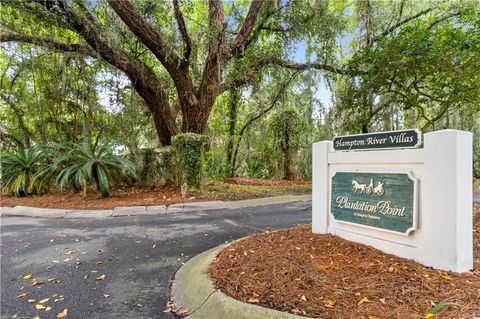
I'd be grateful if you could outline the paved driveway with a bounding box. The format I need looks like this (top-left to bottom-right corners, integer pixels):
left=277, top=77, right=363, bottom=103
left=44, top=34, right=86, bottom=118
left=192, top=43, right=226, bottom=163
left=1, top=201, right=311, bottom=319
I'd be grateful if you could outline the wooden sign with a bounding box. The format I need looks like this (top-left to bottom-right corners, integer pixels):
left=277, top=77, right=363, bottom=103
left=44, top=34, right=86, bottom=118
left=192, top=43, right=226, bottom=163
left=330, top=171, right=417, bottom=235
left=333, top=129, right=421, bottom=151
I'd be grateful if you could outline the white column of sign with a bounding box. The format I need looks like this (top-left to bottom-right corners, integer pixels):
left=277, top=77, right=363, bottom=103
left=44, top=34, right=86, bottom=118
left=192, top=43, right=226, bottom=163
left=422, top=129, right=473, bottom=272
left=312, top=141, right=332, bottom=234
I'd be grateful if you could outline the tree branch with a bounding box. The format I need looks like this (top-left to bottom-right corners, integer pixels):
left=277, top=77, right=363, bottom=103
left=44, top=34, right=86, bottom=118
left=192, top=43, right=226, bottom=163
left=427, top=12, right=461, bottom=30
left=374, top=7, right=435, bottom=41
left=197, top=0, right=224, bottom=108
left=0, top=31, right=96, bottom=56
left=222, top=57, right=348, bottom=92
left=231, top=0, right=264, bottom=57
left=107, top=0, right=180, bottom=71
left=173, top=0, right=192, bottom=65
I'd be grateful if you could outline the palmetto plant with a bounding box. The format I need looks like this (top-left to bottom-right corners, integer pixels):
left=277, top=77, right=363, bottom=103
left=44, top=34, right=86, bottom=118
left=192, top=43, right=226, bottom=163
left=1, top=148, right=49, bottom=196
left=56, top=139, right=136, bottom=198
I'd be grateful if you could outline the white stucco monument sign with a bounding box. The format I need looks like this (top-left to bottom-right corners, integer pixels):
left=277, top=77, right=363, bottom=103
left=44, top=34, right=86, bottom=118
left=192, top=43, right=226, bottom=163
left=312, top=129, right=473, bottom=273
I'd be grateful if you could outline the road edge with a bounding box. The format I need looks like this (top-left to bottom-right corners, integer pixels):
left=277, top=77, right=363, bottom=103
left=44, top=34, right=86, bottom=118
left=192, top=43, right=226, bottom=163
left=0, top=195, right=311, bottom=219
left=170, top=244, right=305, bottom=319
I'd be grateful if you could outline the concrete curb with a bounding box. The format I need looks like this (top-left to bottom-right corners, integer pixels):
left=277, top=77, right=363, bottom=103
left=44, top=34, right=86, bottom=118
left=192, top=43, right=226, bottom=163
left=0, top=195, right=312, bottom=219
left=170, top=244, right=305, bottom=319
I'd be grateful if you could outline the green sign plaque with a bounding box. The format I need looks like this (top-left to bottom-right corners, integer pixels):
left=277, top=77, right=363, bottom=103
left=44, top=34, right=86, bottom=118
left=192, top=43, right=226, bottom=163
left=330, top=172, right=417, bottom=235
left=333, top=129, right=421, bottom=151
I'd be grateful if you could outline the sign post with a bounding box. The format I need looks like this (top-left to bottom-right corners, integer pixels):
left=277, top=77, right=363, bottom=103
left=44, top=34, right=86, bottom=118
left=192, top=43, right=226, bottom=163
left=312, top=129, right=473, bottom=273
left=331, top=171, right=417, bottom=235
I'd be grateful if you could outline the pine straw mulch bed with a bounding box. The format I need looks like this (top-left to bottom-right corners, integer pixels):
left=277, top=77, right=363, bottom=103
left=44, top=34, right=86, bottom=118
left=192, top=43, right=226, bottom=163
left=209, top=205, right=480, bottom=319
left=0, top=180, right=311, bottom=210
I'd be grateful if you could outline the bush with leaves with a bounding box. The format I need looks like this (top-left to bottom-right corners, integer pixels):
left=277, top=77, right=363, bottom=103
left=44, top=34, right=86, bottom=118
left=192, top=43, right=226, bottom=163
left=0, top=148, right=51, bottom=196
left=56, top=139, right=136, bottom=198
left=172, top=133, right=207, bottom=196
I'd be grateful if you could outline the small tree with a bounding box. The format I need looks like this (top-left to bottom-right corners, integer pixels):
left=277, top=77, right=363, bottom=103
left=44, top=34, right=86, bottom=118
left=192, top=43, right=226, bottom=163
left=56, top=139, right=136, bottom=198
left=1, top=148, right=49, bottom=196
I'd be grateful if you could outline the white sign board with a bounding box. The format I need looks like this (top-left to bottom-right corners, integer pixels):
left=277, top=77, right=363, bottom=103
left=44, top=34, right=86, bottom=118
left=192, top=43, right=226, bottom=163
left=312, top=129, right=473, bottom=273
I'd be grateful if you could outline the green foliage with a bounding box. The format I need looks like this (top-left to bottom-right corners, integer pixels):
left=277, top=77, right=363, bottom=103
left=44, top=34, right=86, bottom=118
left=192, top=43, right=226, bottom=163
left=1, top=0, right=479, bottom=186
left=172, top=133, right=207, bottom=196
left=474, top=145, right=480, bottom=178
left=0, top=148, right=49, bottom=196
left=336, top=2, right=480, bottom=133
left=56, top=138, right=136, bottom=198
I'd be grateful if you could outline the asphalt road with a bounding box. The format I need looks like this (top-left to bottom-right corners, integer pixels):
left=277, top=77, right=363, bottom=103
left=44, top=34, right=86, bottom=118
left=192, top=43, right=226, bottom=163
left=0, top=201, right=311, bottom=319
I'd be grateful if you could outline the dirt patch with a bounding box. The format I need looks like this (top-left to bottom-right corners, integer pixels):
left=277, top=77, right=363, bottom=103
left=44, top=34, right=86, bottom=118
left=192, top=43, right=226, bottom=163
left=0, top=180, right=311, bottom=209
left=209, top=206, right=480, bottom=319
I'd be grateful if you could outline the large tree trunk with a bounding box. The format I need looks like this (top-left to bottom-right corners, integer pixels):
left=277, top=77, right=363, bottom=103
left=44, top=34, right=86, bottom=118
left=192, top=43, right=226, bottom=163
left=130, top=77, right=178, bottom=146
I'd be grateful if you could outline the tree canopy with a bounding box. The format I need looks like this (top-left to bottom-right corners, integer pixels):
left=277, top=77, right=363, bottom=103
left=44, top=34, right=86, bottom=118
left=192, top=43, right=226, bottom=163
left=1, top=0, right=479, bottom=179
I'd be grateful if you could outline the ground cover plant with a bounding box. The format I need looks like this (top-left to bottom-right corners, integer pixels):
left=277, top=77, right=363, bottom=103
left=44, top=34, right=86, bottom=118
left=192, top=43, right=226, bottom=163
left=0, top=148, right=49, bottom=196
left=209, top=205, right=480, bottom=319
left=55, top=139, right=136, bottom=198
left=1, top=139, right=136, bottom=199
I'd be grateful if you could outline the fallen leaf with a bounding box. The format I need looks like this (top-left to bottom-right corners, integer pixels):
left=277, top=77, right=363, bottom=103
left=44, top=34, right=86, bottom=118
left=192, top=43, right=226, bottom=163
left=28, top=299, right=36, bottom=303
left=135, top=303, right=144, bottom=308
left=103, top=294, right=110, bottom=298
left=325, top=300, right=337, bottom=308
left=33, top=316, right=40, bottom=319
left=22, top=274, right=33, bottom=280
left=16, top=292, right=27, bottom=298
left=301, top=295, right=307, bottom=301
left=358, top=296, right=375, bottom=305
left=45, top=306, right=52, bottom=312
left=39, top=298, right=49, bottom=304
left=52, top=260, right=60, bottom=263
left=424, top=302, right=455, bottom=318
left=163, top=301, right=173, bottom=313
left=55, top=308, right=68, bottom=318
left=95, top=274, right=106, bottom=281
left=31, top=279, right=45, bottom=286
left=96, top=261, right=103, bottom=265
left=35, top=304, right=46, bottom=310
left=441, top=275, right=453, bottom=281
left=179, top=307, right=189, bottom=315
left=247, top=298, right=260, bottom=303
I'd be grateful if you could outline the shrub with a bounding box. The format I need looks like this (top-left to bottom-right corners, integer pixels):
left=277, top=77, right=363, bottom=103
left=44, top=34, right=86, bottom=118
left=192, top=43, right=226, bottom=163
left=172, top=133, right=207, bottom=196
left=56, top=139, right=136, bottom=198
left=1, top=148, right=50, bottom=196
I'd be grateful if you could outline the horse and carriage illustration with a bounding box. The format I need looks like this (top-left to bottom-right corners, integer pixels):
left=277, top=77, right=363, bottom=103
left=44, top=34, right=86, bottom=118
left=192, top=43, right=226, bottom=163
left=352, top=178, right=385, bottom=195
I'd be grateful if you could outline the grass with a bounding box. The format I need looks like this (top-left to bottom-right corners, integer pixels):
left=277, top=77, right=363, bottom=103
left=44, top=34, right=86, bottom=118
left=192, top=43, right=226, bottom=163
left=194, top=179, right=312, bottom=201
